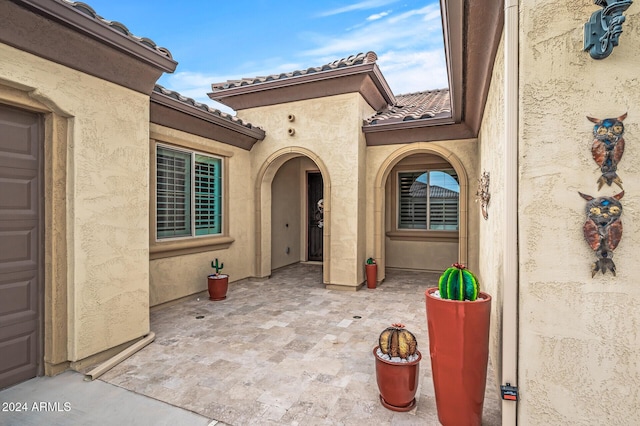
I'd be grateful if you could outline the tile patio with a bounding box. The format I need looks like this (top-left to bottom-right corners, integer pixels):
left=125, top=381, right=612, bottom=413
left=99, top=263, right=501, bottom=425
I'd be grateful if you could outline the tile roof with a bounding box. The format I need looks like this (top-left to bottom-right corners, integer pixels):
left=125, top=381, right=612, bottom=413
left=409, top=184, right=459, bottom=199
left=60, top=0, right=173, bottom=60
left=153, top=85, right=262, bottom=132
left=365, top=89, right=451, bottom=125
left=211, top=51, right=379, bottom=91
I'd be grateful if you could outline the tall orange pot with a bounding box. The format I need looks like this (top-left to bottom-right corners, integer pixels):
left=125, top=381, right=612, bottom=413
left=425, top=288, right=491, bottom=426
left=365, top=263, right=377, bottom=289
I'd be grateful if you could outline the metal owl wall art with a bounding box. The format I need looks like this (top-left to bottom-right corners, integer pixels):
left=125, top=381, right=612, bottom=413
left=587, top=112, right=626, bottom=190
left=578, top=191, right=624, bottom=277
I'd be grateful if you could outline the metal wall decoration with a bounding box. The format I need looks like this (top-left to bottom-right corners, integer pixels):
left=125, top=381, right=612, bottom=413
left=316, top=198, right=324, bottom=228
left=584, top=0, right=633, bottom=59
left=579, top=191, right=624, bottom=276
left=475, top=171, right=490, bottom=220
left=587, top=112, right=626, bottom=189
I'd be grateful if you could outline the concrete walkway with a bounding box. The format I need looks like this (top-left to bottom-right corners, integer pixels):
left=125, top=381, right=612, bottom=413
left=0, top=370, right=213, bottom=426
left=0, top=264, right=501, bottom=425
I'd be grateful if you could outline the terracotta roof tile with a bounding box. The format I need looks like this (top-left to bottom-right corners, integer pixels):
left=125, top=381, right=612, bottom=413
left=211, top=51, right=378, bottom=91
left=365, top=89, right=451, bottom=125
left=153, top=85, right=262, bottom=131
left=60, top=0, right=173, bottom=60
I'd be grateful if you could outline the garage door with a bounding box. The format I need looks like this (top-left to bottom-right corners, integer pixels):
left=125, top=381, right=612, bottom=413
left=0, top=104, right=42, bottom=389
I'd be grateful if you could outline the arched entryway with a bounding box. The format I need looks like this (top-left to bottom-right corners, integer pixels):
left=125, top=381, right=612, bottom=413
left=373, top=143, right=469, bottom=281
left=255, top=147, right=331, bottom=284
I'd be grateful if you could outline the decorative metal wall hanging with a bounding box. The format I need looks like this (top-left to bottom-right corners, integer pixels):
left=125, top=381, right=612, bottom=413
left=584, top=0, right=633, bottom=59
left=578, top=191, right=624, bottom=276
left=475, top=171, right=490, bottom=220
left=587, top=112, right=626, bottom=189
left=315, top=198, right=324, bottom=228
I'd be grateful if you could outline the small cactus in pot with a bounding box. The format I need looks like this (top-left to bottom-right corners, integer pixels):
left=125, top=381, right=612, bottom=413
left=207, top=258, right=228, bottom=301
left=378, top=323, right=418, bottom=360
left=211, top=258, right=224, bottom=276
left=438, top=262, right=479, bottom=301
left=374, top=323, right=422, bottom=411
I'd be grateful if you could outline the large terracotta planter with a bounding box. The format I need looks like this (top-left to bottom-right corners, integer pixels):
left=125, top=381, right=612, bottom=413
left=365, top=264, right=377, bottom=289
left=373, top=346, right=422, bottom=412
left=425, top=288, right=491, bottom=426
left=207, top=274, right=229, bottom=301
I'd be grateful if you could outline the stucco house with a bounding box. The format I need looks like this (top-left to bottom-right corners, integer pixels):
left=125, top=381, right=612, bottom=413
left=1, top=0, right=639, bottom=424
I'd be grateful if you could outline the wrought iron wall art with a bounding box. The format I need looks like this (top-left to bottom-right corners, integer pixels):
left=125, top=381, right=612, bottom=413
left=475, top=171, right=490, bottom=220
left=584, top=0, right=633, bottom=59
left=579, top=191, right=624, bottom=276
left=587, top=112, right=626, bottom=189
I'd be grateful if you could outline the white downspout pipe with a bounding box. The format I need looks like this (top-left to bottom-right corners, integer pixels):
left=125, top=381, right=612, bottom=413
left=503, top=0, right=519, bottom=425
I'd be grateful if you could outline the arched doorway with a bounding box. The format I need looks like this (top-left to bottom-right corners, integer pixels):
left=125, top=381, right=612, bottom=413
left=373, top=143, right=469, bottom=280
left=255, top=147, right=331, bottom=284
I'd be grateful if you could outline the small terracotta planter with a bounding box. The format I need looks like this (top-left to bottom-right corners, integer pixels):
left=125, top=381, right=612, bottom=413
left=365, top=263, right=377, bottom=289
left=373, top=346, right=422, bottom=411
left=425, top=288, right=491, bottom=426
left=207, top=274, right=229, bottom=301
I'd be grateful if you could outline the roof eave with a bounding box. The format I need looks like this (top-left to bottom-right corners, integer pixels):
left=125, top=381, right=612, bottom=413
left=208, top=62, right=396, bottom=110
left=364, top=120, right=475, bottom=145
left=14, top=0, right=177, bottom=73
left=366, top=0, right=503, bottom=145
left=151, top=91, right=265, bottom=140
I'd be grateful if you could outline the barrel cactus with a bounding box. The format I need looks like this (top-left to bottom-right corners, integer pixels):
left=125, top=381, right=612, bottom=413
left=438, top=263, right=479, bottom=301
left=379, top=323, right=417, bottom=359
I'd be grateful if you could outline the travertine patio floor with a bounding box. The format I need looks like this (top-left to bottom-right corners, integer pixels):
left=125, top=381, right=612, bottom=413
left=100, top=263, right=501, bottom=425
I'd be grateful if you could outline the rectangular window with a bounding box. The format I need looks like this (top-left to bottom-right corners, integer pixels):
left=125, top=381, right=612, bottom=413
left=156, top=145, right=222, bottom=240
left=398, top=169, right=459, bottom=231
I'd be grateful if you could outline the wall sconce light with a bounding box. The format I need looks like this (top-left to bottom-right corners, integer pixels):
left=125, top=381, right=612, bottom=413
left=584, top=0, right=633, bottom=59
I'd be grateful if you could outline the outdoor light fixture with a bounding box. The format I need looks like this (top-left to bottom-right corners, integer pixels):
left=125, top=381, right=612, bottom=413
left=584, top=0, right=633, bottom=59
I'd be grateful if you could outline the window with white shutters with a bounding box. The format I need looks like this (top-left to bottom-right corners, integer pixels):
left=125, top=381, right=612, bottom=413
left=398, top=169, right=459, bottom=231
left=156, top=145, right=222, bottom=240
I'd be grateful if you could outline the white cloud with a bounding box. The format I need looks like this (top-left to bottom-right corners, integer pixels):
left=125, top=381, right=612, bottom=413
left=377, top=49, right=448, bottom=94
left=299, top=3, right=447, bottom=93
left=318, top=0, right=399, bottom=17
left=159, top=3, right=448, bottom=114
left=159, top=71, right=236, bottom=115
left=366, top=10, right=391, bottom=21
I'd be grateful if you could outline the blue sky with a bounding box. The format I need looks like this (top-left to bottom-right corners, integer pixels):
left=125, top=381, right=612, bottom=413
left=83, top=0, right=447, bottom=113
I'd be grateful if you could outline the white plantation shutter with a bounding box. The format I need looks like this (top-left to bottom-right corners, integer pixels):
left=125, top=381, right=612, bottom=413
left=157, top=147, right=191, bottom=238
left=398, top=170, right=459, bottom=231
left=399, top=171, right=427, bottom=229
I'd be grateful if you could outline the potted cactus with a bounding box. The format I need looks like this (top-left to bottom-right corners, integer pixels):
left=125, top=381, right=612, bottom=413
left=207, top=258, right=228, bottom=301
left=373, top=323, right=422, bottom=412
left=365, top=257, right=377, bottom=289
left=425, top=263, right=492, bottom=426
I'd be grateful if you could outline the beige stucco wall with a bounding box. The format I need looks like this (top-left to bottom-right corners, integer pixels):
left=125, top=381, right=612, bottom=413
left=0, top=42, right=150, bottom=362
left=385, top=239, right=457, bottom=271
left=518, top=2, right=640, bottom=423
left=148, top=123, right=255, bottom=306
left=477, top=34, right=505, bottom=398
left=271, top=158, right=302, bottom=269
left=239, top=93, right=375, bottom=288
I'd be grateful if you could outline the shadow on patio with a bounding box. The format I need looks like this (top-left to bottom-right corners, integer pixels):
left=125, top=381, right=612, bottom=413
left=100, top=263, right=501, bottom=425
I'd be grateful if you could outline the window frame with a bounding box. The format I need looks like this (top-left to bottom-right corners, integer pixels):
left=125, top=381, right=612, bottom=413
left=386, top=164, right=459, bottom=243
left=150, top=136, right=234, bottom=259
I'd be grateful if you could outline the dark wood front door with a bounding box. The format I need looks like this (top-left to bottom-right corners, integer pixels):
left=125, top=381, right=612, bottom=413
left=0, top=104, right=42, bottom=389
left=307, top=172, right=323, bottom=261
